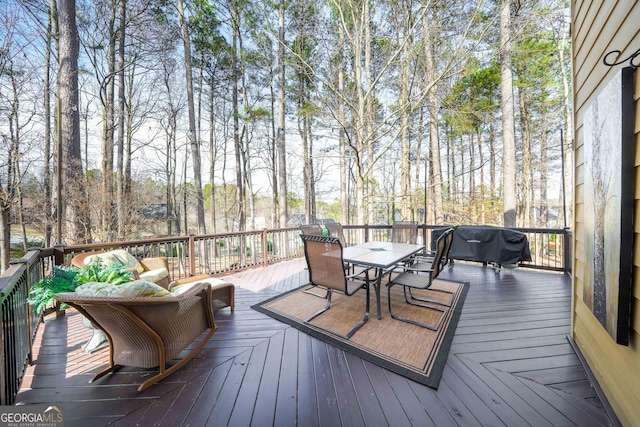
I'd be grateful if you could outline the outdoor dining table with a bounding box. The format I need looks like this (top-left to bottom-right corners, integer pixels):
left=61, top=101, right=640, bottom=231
left=342, top=241, right=425, bottom=320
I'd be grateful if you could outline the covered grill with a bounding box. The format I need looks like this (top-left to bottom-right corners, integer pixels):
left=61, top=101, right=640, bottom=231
left=432, top=225, right=532, bottom=271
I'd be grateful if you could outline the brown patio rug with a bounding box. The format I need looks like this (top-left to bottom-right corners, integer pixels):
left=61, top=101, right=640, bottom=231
left=252, top=278, right=468, bottom=388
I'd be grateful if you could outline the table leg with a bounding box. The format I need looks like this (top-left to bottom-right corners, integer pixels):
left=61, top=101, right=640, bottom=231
left=374, top=268, right=383, bottom=320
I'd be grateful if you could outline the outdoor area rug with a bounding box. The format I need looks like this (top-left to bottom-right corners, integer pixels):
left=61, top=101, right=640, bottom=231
left=252, top=278, right=468, bottom=389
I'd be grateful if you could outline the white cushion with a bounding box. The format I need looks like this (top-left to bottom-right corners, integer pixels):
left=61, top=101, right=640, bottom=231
left=76, top=280, right=170, bottom=298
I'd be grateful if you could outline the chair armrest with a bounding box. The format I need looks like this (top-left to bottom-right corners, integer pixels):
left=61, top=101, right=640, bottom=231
left=413, top=251, right=435, bottom=261
left=403, top=265, right=435, bottom=273
left=346, top=266, right=372, bottom=282
left=169, top=274, right=213, bottom=290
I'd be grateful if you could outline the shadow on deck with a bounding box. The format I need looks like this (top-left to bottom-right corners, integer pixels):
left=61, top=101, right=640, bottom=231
left=16, top=258, right=616, bottom=426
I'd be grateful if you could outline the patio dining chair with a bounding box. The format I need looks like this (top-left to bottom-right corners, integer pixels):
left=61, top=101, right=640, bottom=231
left=386, top=221, right=420, bottom=276
left=325, top=222, right=348, bottom=247
left=301, top=234, right=371, bottom=339
left=299, top=224, right=324, bottom=235
left=413, top=225, right=458, bottom=268
left=391, top=221, right=418, bottom=244
left=325, top=222, right=356, bottom=274
left=387, top=227, right=455, bottom=330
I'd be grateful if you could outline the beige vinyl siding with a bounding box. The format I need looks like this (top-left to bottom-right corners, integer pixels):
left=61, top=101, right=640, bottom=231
left=571, top=1, right=640, bottom=425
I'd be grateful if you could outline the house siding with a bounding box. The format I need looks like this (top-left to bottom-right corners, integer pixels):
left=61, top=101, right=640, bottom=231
left=571, top=1, right=640, bottom=426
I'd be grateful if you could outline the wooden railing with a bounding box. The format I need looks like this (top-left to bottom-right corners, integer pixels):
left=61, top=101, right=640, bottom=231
left=0, top=225, right=571, bottom=405
left=342, top=225, right=571, bottom=273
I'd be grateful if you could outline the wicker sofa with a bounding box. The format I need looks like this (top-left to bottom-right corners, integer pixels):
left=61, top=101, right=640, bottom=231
left=55, top=281, right=217, bottom=391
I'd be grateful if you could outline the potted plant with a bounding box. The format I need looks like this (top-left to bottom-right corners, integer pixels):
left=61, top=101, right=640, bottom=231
left=29, top=260, right=134, bottom=314
left=29, top=259, right=135, bottom=353
left=28, top=266, right=80, bottom=313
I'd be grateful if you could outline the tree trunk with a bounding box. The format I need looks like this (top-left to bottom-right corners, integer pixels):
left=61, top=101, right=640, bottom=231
left=500, top=0, right=517, bottom=227
left=399, top=29, right=411, bottom=220
left=363, top=0, right=373, bottom=224
left=232, top=19, right=245, bottom=231
left=209, top=76, right=218, bottom=233
left=162, top=59, right=179, bottom=235
left=477, top=129, right=485, bottom=224
left=58, top=0, right=87, bottom=244
left=269, top=68, right=278, bottom=228
left=539, top=109, right=549, bottom=226
left=0, top=201, right=9, bottom=273
left=518, top=85, right=532, bottom=226
left=178, top=0, right=206, bottom=234
left=337, top=21, right=348, bottom=224
left=558, top=22, right=573, bottom=226
left=424, top=12, right=444, bottom=225
left=116, top=0, right=126, bottom=239
left=43, top=0, right=56, bottom=248
left=101, top=1, right=116, bottom=241
left=277, top=0, right=287, bottom=227
left=300, top=111, right=312, bottom=223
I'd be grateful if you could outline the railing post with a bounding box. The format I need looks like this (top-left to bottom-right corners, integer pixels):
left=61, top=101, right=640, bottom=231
left=262, top=229, right=269, bottom=268
left=188, top=234, right=196, bottom=276
left=563, top=228, right=573, bottom=275
left=364, top=224, right=369, bottom=242
left=53, top=244, right=66, bottom=266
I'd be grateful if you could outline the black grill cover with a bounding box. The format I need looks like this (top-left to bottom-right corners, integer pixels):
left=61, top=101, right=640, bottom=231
left=432, top=225, right=532, bottom=265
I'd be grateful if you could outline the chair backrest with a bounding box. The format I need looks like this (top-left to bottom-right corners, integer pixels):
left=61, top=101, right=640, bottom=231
left=300, top=234, right=346, bottom=292
left=325, top=222, right=347, bottom=247
left=391, top=221, right=418, bottom=244
left=441, top=225, right=457, bottom=267
left=299, top=224, right=324, bottom=236
left=429, top=227, right=455, bottom=280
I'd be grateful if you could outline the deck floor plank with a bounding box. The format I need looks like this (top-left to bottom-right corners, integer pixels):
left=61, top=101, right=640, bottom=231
left=295, top=331, right=320, bottom=427
left=15, top=260, right=616, bottom=426
left=342, top=351, right=390, bottom=427
left=251, top=329, right=285, bottom=425
left=226, top=340, right=269, bottom=427
left=327, top=345, right=367, bottom=426
left=311, top=338, right=342, bottom=426
left=274, top=327, right=301, bottom=426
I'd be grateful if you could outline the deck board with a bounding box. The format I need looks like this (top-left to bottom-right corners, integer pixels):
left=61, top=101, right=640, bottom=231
left=15, top=259, right=618, bottom=426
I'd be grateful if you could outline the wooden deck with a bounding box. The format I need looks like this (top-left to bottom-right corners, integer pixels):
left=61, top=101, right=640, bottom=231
left=16, top=258, right=618, bottom=426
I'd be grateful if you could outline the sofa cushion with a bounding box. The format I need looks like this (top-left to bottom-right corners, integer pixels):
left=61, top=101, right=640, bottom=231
left=85, top=249, right=144, bottom=273
left=76, top=280, right=170, bottom=298
left=139, top=268, right=169, bottom=284
left=170, top=281, right=201, bottom=296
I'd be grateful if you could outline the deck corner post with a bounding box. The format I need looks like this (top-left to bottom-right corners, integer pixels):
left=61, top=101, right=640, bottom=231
left=188, top=235, right=196, bottom=276
left=262, top=229, right=269, bottom=268
left=563, top=228, right=572, bottom=275
left=53, top=244, right=66, bottom=266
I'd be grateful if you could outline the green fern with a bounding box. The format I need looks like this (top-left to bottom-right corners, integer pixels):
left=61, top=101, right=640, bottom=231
left=76, top=258, right=133, bottom=285
left=29, top=260, right=134, bottom=313
left=28, top=266, right=79, bottom=312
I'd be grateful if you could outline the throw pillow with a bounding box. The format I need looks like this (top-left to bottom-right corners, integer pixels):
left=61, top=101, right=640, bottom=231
left=85, top=249, right=144, bottom=273
left=76, top=280, right=170, bottom=298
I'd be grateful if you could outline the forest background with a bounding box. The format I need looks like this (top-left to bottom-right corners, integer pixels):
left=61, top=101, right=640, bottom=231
left=0, top=0, right=572, bottom=272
